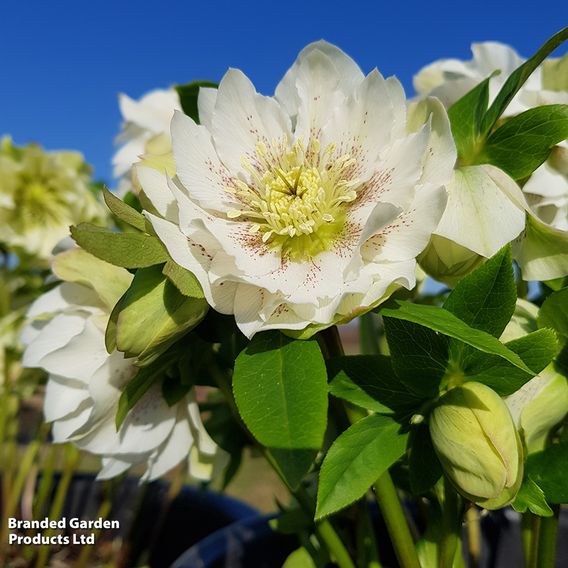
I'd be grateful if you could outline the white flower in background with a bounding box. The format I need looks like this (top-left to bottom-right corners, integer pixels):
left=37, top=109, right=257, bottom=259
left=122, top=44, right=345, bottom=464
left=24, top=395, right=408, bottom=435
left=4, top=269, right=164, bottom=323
left=414, top=43, right=568, bottom=282
left=20, top=248, right=222, bottom=481
left=414, top=42, right=568, bottom=114
left=0, top=137, right=106, bottom=259
left=113, top=88, right=182, bottom=192
left=138, top=41, right=456, bottom=338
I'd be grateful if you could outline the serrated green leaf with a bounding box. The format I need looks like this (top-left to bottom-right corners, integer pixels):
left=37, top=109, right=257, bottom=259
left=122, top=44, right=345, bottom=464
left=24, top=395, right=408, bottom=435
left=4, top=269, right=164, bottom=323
left=70, top=223, right=168, bottom=268
left=383, top=318, right=449, bottom=399
left=103, top=186, right=146, bottom=231
left=478, top=105, right=568, bottom=179
left=175, top=80, right=218, bottom=122
left=380, top=301, right=532, bottom=373
left=162, top=260, right=204, bottom=298
left=526, top=441, right=568, bottom=504
left=447, top=76, right=490, bottom=161
left=512, top=476, right=554, bottom=516
left=481, top=27, right=568, bottom=134
left=443, top=246, right=516, bottom=337
left=116, top=266, right=208, bottom=365
left=267, top=448, right=317, bottom=490
left=316, top=414, right=407, bottom=519
left=538, top=287, right=568, bottom=341
left=233, top=332, right=328, bottom=449
left=327, top=355, right=424, bottom=416
left=461, top=329, right=558, bottom=395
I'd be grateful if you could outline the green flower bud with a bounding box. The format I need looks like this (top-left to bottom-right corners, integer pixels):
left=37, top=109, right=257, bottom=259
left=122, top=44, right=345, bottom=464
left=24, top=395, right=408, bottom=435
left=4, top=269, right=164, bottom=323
left=430, top=382, right=523, bottom=509
left=418, top=235, right=485, bottom=287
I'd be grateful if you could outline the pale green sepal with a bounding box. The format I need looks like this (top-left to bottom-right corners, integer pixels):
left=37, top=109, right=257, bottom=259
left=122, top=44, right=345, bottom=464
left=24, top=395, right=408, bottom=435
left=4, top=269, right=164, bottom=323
left=542, top=53, right=568, bottom=92
left=115, top=265, right=208, bottom=365
left=52, top=248, right=133, bottom=311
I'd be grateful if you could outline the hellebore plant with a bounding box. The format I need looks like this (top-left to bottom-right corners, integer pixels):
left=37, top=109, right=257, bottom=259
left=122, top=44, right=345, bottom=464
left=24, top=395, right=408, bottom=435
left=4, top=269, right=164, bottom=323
left=18, top=27, right=568, bottom=568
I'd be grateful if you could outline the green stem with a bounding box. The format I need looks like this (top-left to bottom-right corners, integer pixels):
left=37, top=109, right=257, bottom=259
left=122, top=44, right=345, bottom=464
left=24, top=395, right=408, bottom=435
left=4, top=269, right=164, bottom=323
left=356, top=501, right=382, bottom=568
left=528, top=514, right=542, bottom=568
left=359, top=313, right=381, bottom=355
left=373, top=473, right=421, bottom=568
left=465, top=504, right=481, bottom=568
left=439, top=479, right=462, bottom=568
left=521, top=513, right=533, bottom=567
left=536, top=506, right=560, bottom=568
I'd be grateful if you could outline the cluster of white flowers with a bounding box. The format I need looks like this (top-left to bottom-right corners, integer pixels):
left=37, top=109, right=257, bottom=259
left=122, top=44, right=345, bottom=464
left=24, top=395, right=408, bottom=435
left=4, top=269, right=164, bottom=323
left=18, top=39, right=568, bottom=484
left=21, top=249, right=223, bottom=481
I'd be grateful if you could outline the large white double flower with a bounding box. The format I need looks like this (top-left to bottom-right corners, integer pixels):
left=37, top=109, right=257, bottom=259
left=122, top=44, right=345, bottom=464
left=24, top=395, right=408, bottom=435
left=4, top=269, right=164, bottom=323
left=138, top=41, right=456, bottom=337
left=21, top=249, right=221, bottom=481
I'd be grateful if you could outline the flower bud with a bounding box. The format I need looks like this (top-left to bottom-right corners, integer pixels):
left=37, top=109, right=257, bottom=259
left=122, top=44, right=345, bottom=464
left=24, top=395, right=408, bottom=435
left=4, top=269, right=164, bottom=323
left=430, top=382, right=523, bottom=509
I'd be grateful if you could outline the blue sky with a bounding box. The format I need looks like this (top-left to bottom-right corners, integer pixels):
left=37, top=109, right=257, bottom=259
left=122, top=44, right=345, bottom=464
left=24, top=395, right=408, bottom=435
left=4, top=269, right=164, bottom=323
left=1, top=0, right=567, bottom=184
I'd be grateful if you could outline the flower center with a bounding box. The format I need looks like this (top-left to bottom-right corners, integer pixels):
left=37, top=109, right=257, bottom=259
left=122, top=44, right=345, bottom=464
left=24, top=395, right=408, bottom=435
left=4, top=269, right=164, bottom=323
left=227, top=139, right=359, bottom=260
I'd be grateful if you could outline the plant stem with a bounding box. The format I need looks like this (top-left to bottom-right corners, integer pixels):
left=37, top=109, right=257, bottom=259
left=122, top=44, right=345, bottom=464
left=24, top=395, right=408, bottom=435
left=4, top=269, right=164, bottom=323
left=439, top=479, right=462, bottom=568
left=521, top=513, right=533, bottom=567
left=373, top=473, right=421, bottom=568
left=536, top=506, right=560, bottom=568
left=464, top=504, right=481, bottom=568
left=528, top=514, right=542, bottom=568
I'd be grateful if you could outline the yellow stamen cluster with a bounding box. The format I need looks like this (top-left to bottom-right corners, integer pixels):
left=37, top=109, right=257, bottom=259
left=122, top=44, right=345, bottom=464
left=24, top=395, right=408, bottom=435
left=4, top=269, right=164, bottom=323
left=226, top=138, right=359, bottom=259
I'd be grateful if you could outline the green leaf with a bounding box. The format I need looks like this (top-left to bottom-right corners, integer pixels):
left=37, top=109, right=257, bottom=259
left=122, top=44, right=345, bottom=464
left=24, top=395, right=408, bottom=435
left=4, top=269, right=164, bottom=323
left=447, top=76, right=490, bottom=161
left=70, top=223, right=168, bottom=269
left=512, top=476, right=554, bottom=516
left=103, top=186, right=146, bottom=231
left=538, top=287, right=568, bottom=342
left=282, top=547, right=317, bottom=568
left=380, top=301, right=533, bottom=373
left=462, top=329, right=558, bottom=395
left=383, top=318, right=449, bottom=399
left=161, top=374, right=192, bottom=406
left=116, top=266, right=208, bottom=365
left=233, top=332, right=328, bottom=449
left=526, top=442, right=568, bottom=504
left=267, top=448, right=317, bottom=490
left=327, top=355, right=424, bottom=417
left=162, top=260, right=204, bottom=298
left=481, top=27, right=568, bottom=134
left=408, top=424, right=442, bottom=495
left=175, top=80, right=218, bottom=122
left=316, top=414, right=408, bottom=519
left=443, top=246, right=516, bottom=337
left=478, top=105, right=568, bottom=179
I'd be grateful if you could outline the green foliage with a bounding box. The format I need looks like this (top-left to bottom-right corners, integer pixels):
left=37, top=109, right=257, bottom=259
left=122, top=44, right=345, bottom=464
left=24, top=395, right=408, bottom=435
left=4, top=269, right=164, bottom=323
left=175, top=80, right=218, bottom=122
left=267, top=448, right=317, bottom=490
left=162, top=260, right=204, bottom=298
left=316, top=414, right=408, bottom=519
left=443, top=247, right=516, bottom=338
left=478, top=105, right=568, bottom=180
left=512, top=477, right=554, bottom=516
left=103, top=186, right=146, bottom=231
left=328, top=355, right=423, bottom=416
left=113, top=265, right=208, bottom=366
left=538, top=287, right=568, bottom=342
left=447, top=77, right=490, bottom=161
left=481, top=26, right=568, bottom=134
left=408, top=424, right=442, bottom=495
left=233, top=332, right=328, bottom=449
left=383, top=318, right=449, bottom=399
left=381, top=301, right=531, bottom=373
left=526, top=442, right=568, bottom=504
left=70, top=223, right=168, bottom=268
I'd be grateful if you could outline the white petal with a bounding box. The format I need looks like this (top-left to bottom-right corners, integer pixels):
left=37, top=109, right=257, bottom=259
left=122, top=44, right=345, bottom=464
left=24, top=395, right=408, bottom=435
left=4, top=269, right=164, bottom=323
left=44, top=376, right=90, bottom=422
left=435, top=165, right=526, bottom=258
left=211, top=69, right=292, bottom=174
left=197, top=86, right=218, bottom=129
left=135, top=165, right=178, bottom=220
left=171, top=111, right=237, bottom=213
left=97, top=457, right=133, bottom=480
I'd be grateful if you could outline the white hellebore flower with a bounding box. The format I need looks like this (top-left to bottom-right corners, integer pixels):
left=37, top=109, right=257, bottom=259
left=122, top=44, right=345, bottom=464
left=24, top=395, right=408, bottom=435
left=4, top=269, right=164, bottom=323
left=113, top=88, right=182, bottom=191
left=138, top=41, right=456, bottom=338
left=415, top=43, right=568, bottom=283
left=21, top=248, right=222, bottom=482
left=414, top=42, right=568, bottom=114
